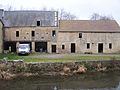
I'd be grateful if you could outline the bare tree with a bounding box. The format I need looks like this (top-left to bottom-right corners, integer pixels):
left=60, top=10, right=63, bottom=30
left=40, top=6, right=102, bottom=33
left=59, top=9, right=77, bottom=20
left=90, top=13, right=100, bottom=20
left=42, top=8, right=78, bottom=20
left=41, top=7, right=47, bottom=11
left=90, top=13, right=114, bottom=20
left=6, top=5, right=13, bottom=11
left=100, top=15, right=114, bottom=20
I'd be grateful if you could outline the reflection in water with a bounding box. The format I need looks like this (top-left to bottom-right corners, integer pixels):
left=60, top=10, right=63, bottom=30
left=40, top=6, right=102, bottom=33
left=54, top=86, right=57, bottom=90
left=0, top=71, right=120, bottom=90
left=116, top=83, right=120, bottom=90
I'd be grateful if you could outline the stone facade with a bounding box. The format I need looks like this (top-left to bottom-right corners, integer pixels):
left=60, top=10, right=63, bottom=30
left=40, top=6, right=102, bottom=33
left=0, top=20, right=3, bottom=53
left=4, top=27, right=58, bottom=52
left=3, top=20, right=120, bottom=54
left=57, top=32, right=120, bottom=53
left=5, top=27, right=57, bottom=41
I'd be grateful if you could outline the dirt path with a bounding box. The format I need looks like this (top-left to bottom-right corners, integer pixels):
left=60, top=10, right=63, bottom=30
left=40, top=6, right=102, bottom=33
left=28, top=53, right=120, bottom=58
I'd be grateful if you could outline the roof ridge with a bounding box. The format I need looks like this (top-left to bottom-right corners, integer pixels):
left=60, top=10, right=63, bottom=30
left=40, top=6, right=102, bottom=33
left=5, top=10, right=57, bottom=12
left=60, top=20, right=116, bottom=21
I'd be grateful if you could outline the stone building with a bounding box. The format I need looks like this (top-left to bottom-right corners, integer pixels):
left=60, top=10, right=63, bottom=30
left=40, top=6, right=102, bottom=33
left=0, top=9, right=58, bottom=53
left=0, top=9, right=120, bottom=54
left=57, top=20, right=120, bottom=53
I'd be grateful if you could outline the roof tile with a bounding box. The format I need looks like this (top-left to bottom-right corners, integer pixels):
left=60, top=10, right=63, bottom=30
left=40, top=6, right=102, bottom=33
left=59, top=20, right=120, bottom=32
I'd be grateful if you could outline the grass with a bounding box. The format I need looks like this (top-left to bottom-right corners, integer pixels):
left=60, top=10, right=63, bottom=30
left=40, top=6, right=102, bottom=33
left=0, top=53, right=120, bottom=62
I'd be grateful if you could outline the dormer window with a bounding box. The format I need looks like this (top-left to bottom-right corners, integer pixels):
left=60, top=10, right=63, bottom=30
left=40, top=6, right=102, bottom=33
left=37, top=21, right=41, bottom=26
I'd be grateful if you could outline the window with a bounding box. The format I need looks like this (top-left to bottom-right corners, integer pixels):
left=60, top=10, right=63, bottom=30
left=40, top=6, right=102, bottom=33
left=16, top=31, right=19, bottom=37
left=37, top=21, right=41, bottom=26
left=52, top=30, right=56, bottom=37
left=79, top=33, right=82, bottom=38
left=87, top=43, right=90, bottom=49
left=32, top=31, right=35, bottom=37
left=109, top=43, right=112, bottom=49
left=62, top=45, right=65, bottom=49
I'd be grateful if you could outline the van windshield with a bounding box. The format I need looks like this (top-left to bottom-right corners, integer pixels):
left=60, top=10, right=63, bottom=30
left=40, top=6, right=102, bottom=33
left=19, top=47, right=26, bottom=49
left=19, top=45, right=28, bottom=49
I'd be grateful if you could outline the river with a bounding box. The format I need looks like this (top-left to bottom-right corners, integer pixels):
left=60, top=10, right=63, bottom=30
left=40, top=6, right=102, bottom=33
left=0, top=71, right=120, bottom=90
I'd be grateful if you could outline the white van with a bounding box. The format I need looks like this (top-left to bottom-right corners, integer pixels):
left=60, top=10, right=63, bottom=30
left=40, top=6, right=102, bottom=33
left=17, top=44, right=30, bottom=55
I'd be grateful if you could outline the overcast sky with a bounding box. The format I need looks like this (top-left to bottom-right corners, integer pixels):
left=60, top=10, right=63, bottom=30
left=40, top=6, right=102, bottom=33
left=0, top=0, right=120, bottom=24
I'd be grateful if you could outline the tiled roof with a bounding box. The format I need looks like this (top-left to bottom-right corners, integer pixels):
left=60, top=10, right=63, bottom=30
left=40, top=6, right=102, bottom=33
left=59, top=20, right=120, bottom=32
left=0, top=10, right=57, bottom=27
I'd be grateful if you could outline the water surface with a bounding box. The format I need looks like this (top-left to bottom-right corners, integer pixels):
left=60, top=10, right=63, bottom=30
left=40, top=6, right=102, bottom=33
left=0, top=71, right=120, bottom=90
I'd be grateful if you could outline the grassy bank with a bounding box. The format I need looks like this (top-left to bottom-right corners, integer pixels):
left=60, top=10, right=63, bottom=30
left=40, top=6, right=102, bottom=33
left=0, top=53, right=120, bottom=62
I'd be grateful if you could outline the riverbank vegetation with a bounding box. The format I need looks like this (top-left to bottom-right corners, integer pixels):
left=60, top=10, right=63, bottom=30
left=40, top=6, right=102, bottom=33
left=0, top=53, right=120, bottom=62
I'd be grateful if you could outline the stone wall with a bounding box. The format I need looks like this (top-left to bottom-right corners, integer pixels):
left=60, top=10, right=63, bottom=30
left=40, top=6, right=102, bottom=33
left=5, top=27, right=58, bottom=42
left=0, top=20, right=3, bottom=53
left=57, top=32, right=120, bottom=53
left=0, top=60, right=120, bottom=80
left=4, top=25, right=120, bottom=54
left=4, top=27, right=58, bottom=53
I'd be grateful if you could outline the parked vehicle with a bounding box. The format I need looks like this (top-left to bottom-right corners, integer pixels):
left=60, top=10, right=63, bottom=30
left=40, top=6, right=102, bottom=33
left=17, top=44, right=30, bottom=55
